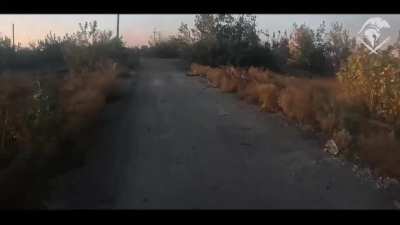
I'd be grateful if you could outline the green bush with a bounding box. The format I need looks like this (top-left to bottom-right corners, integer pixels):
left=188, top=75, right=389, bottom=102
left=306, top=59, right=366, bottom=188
left=289, top=22, right=355, bottom=75
left=337, top=47, right=400, bottom=124
left=184, top=14, right=282, bottom=70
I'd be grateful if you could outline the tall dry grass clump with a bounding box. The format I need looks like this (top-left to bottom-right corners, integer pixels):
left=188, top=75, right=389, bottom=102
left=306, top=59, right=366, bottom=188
left=0, top=77, right=35, bottom=168
left=190, top=63, right=343, bottom=127
left=309, top=80, right=341, bottom=133
left=219, top=67, right=242, bottom=92
left=246, top=66, right=273, bottom=83
left=59, top=61, right=119, bottom=135
left=0, top=61, right=125, bottom=207
left=189, top=63, right=211, bottom=76
left=278, top=84, right=313, bottom=123
left=205, top=67, right=224, bottom=88
left=238, top=67, right=276, bottom=104
left=0, top=62, right=120, bottom=163
left=238, top=81, right=260, bottom=104
left=257, top=83, right=281, bottom=112
left=358, top=133, right=400, bottom=177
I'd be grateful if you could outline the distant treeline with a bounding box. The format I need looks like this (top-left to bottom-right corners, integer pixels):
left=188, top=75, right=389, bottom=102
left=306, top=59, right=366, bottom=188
left=0, top=21, right=140, bottom=73
left=140, top=14, right=365, bottom=76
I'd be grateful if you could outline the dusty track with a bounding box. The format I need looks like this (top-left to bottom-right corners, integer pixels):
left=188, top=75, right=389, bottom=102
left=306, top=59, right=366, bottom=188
left=47, top=58, right=399, bottom=209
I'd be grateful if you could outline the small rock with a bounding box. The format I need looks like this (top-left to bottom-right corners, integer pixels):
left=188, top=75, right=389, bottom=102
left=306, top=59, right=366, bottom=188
left=323, top=139, right=339, bottom=156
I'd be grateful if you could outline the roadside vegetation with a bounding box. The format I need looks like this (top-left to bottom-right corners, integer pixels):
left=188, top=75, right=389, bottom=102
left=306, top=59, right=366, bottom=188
left=150, top=14, right=400, bottom=180
left=0, top=21, right=140, bottom=207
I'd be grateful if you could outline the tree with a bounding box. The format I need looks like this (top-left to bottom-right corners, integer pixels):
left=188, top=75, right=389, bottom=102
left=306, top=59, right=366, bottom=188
left=187, top=14, right=279, bottom=69
left=270, top=30, right=289, bottom=70
left=289, top=23, right=316, bottom=69
left=289, top=22, right=333, bottom=75
left=193, top=14, right=217, bottom=41
left=326, top=22, right=355, bottom=72
left=177, top=23, right=194, bottom=44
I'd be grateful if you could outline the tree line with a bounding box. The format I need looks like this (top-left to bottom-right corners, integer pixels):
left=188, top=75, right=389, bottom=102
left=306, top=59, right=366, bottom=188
left=142, top=14, right=359, bottom=76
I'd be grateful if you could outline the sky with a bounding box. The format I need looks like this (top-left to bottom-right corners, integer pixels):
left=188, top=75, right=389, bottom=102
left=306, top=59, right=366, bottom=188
left=1, top=14, right=400, bottom=47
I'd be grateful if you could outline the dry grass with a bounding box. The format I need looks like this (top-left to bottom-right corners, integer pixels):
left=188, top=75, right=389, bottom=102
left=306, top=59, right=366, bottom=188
left=238, top=81, right=260, bottom=104
left=59, top=64, right=119, bottom=135
left=189, top=63, right=211, bottom=76
left=190, top=63, right=400, bottom=179
left=278, top=85, right=314, bottom=123
left=0, top=68, right=119, bottom=146
left=219, top=67, right=241, bottom=93
left=0, top=62, right=125, bottom=206
left=247, top=66, right=273, bottom=83
left=359, top=133, right=400, bottom=178
left=0, top=77, right=35, bottom=167
left=205, top=67, right=224, bottom=88
left=257, top=83, right=281, bottom=112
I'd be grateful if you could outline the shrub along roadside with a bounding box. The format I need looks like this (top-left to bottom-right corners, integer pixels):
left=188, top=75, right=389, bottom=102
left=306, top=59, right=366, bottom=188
left=0, top=61, right=135, bottom=208
left=0, top=21, right=140, bottom=208
left=189, top=62, right=400, bottom=179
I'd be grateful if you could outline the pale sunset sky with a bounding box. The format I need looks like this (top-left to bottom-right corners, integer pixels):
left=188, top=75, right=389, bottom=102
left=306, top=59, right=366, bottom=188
left=1, top=14, right=400, bottom=47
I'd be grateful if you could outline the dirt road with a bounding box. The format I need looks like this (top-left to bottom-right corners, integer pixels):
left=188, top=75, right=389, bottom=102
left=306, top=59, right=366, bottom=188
left=47, top=58, right=400, bottom=209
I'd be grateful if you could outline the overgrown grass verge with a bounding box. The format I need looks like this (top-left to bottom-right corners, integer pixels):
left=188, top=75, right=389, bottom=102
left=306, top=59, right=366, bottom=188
left=0, top=20, right=140, bottom=208
left=0, top=61, right=133, bottom=208
left=189, top=63, right=400, bottom=179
